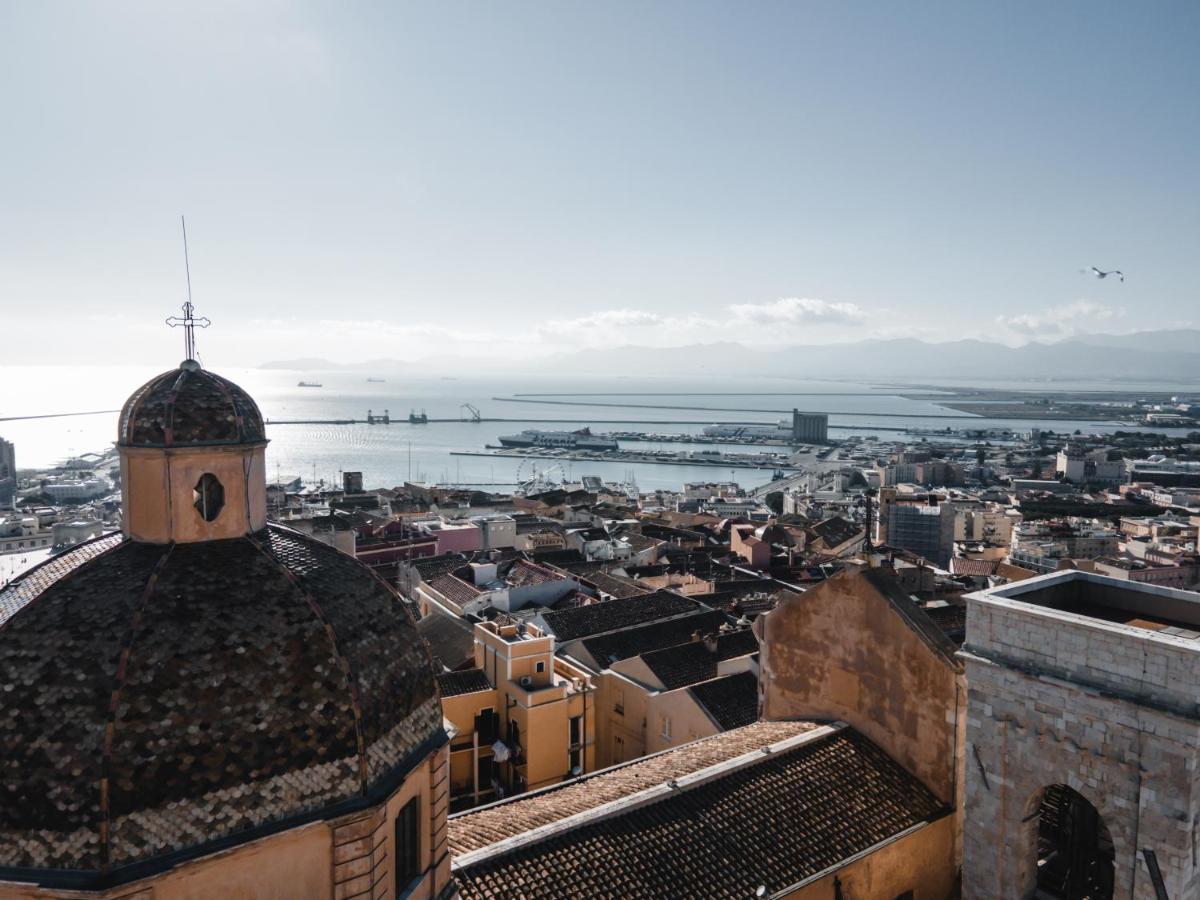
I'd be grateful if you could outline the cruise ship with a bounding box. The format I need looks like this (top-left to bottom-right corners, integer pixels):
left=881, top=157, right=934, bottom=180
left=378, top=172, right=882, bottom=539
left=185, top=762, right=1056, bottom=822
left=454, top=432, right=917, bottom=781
left=497, top=428, right=619, bottom=451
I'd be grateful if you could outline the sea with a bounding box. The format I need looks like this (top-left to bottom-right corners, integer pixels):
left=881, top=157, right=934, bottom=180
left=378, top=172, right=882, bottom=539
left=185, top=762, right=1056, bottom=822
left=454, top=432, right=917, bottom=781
left=1, top=365, right=1196, bottom=494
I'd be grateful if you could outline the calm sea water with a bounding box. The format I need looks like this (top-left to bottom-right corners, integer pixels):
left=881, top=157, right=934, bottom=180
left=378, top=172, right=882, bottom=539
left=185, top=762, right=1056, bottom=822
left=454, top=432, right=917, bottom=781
left=0, top=365, right=1193, bottom=493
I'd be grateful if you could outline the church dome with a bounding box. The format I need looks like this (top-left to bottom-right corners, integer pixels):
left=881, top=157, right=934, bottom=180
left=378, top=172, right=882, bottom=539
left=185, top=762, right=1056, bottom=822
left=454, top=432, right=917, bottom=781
left=0, top=524, right=442, bottom=880
left=118, top=359, right=266, bottom=448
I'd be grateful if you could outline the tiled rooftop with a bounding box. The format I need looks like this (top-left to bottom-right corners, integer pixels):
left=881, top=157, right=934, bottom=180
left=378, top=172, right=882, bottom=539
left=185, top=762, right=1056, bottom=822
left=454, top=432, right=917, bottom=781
left=408, top=551, right=469, bottom=578
left=640, top=629, right=759, bottom=690
left=437, top=668, right=494, bottom=698
left=579, top=609, right=730, bottom=668
left=809, top=515, right=861, bottom=548
left=505, top=559, right=565, bottom=588
left=452, top=724, right=949, bottom=899
left=689, top=670, right=759, bottom=730
left=0, top=532, right=125, bottom=627
left=448, top=720, right=816, bottom=855
left=429, top=572, right=486, bottom=607
left=540, top=590, right=699, bottom=642
left=417, top=612, right=476, bottom=671
left=585, top=570, right=655, bottom=600
left=950, top=557, right=999, bottom=577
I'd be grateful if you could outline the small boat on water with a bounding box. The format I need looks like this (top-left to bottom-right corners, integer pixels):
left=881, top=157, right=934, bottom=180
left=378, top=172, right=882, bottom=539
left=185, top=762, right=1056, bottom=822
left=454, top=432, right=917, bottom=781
left=297, top=381, right=322, bottom=388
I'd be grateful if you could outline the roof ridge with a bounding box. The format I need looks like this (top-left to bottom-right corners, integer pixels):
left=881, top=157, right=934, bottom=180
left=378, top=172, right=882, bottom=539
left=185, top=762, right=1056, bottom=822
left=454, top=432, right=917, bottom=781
left=451, top=722, right=845, bottom=871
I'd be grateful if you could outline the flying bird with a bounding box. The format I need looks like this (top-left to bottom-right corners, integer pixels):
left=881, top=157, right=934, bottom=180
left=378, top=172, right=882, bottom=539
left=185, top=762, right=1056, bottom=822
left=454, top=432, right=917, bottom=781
left=1086, top=266, right=1124, bottom=282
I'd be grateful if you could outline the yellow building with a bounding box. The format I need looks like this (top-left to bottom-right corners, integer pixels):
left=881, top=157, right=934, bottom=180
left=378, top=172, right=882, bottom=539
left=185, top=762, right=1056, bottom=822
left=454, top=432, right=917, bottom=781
left=0, top=356, right=450, bottom=899
left=592, top=628, right=759, bottom=766
left=438, top=620, right=596, bottom=807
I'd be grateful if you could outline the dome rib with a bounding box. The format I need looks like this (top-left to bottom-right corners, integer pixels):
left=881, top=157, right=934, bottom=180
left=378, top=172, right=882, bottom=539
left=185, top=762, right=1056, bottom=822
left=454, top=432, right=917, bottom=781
left=97, top=542, right=176, bottom=872
left=243, top=532, right=372, bottom=795
left=161, top=369, right=186, bottom=447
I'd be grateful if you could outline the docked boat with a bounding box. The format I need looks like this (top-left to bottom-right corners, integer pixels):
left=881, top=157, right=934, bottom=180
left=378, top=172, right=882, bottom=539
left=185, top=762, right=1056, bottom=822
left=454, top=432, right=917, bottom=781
left=497, top=428, right=618, bottom=451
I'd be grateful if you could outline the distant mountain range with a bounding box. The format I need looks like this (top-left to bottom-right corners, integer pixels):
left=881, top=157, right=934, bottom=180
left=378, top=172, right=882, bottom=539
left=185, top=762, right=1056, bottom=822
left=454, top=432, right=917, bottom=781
left=260, top=330, right=1200, bottom=380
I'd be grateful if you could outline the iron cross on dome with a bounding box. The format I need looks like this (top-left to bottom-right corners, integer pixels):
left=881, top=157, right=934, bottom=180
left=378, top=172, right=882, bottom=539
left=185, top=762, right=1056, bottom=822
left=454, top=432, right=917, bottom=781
left=166, top=301, right=210, bottom=362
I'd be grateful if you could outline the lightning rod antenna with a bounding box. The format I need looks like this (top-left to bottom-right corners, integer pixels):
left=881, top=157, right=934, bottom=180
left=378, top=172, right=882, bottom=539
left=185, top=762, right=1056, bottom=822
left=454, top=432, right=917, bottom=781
left=182, top=215, right=193, bottom=307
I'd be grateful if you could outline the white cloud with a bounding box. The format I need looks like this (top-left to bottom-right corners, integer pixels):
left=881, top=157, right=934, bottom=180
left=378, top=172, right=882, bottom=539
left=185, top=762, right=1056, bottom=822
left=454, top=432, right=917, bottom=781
left=533, top=309, right=720, bottom=346
left=995, top=300, right=1124, bottom=337
left=543, top=309, right=666, bottom=331
left=728, top=297, right=868, bottom=326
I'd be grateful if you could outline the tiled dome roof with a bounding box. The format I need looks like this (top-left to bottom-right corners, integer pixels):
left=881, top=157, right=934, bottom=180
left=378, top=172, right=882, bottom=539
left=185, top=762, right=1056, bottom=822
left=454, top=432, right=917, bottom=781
left=118, top=360, right=266, bottom=447
left=0, top=524, right=442, bottom=883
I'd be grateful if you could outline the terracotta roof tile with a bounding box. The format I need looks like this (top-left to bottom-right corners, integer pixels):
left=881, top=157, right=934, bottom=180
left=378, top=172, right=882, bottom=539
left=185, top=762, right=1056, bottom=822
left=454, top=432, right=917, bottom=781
left=950, top=557, right=998, bottom=576
left=640, top=629, right=758, bottom=691
left=452, top=725, right=949, bottom=899
left=448, top=720, right=816, bottom=856
left=437, top=668, right=494, bottom=697
left=580, top=609, right=729, bottom=668
left=688, top=671, right=759, bottom=730
left=505, top=559, right=565, bottom=588
left=430, top=573, right=485, bottom=607
left=584, top=570, right=655, bottom=600
left=540, top=590, right=698, bottom=642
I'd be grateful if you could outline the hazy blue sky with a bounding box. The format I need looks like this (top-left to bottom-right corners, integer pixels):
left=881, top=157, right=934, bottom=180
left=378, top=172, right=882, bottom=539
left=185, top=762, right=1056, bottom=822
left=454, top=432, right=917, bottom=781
left=1, top=2, right=1197, bottom=366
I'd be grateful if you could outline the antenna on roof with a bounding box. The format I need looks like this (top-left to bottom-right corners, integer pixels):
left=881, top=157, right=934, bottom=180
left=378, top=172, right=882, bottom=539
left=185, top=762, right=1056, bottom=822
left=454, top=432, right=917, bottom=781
left=182, top=215, right=193, bottom=310
left=165, top=216, right=211, bottom=362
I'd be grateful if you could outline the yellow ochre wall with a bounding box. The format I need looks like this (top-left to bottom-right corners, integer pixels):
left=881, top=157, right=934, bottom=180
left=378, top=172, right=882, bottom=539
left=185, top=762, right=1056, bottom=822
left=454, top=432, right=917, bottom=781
left=784, top=815, right=958, bottom=900
left=758, top=572, right=963, bottom=804
left=121, top=444, right=268, bottom=543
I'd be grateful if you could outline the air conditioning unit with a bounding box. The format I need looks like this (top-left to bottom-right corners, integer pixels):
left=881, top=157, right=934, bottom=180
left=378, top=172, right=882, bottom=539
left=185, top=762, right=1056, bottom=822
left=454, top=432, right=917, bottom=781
left=520, top=675, right=533, bottom=688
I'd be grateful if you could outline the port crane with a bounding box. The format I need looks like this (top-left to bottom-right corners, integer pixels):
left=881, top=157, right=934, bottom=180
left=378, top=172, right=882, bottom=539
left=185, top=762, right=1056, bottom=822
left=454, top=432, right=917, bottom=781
left=460, top=403, right=481, bottom=422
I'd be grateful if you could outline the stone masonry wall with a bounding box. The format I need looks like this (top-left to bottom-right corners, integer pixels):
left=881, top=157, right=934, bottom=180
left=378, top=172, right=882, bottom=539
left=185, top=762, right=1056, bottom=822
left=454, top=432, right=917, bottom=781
left=962, top=652, right=1200, bottom=899
left=967, top=597, right=1200, bottom=717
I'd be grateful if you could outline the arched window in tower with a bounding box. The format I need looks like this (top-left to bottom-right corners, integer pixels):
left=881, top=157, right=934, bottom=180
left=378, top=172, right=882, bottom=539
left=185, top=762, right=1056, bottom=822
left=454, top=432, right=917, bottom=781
left=193, top=473, right=225, bottom=522
left=1034, top=784, right=1114, bottom=899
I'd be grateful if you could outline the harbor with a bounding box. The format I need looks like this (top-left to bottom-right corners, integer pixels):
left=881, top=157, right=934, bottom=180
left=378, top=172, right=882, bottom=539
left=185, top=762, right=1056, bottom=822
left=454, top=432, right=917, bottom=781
left=450, top=445, right=800, bottom=472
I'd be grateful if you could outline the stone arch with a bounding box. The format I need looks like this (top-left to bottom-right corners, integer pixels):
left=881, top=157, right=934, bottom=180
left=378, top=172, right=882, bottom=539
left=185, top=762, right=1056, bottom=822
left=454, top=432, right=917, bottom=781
left=1027, top=783, right=1115, bottom=900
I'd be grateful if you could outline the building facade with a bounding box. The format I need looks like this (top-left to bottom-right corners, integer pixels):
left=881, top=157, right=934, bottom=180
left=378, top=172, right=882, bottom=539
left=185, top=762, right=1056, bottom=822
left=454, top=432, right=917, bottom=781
left=791, top=409, right=829, bottom=443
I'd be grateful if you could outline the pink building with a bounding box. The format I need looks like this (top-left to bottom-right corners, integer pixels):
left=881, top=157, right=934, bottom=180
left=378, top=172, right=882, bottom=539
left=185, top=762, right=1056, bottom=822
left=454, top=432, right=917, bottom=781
left=415, top=517, right=482, bottom=555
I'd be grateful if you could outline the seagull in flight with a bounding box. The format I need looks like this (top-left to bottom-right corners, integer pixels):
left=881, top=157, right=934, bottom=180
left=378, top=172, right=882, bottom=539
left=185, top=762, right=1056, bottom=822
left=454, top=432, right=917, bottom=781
left=1087, top=266, right=1124, bottom=282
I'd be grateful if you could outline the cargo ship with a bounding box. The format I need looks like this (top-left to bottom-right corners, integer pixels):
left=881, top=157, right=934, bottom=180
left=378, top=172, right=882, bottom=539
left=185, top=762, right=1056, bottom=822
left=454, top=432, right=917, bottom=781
left=497, top=428, right=618, bottom=451
left=297, top=381, right=322, bottom=388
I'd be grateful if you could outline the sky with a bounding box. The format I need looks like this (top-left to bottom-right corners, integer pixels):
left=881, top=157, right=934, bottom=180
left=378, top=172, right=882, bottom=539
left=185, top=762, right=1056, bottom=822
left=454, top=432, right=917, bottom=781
left=1, top=1, right=1197, bottom=368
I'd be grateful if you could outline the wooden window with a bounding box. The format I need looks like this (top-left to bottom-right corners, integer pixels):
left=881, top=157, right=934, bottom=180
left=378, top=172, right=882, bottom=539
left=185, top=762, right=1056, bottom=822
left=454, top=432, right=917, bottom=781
left=395, top=798, right=420, bottom=892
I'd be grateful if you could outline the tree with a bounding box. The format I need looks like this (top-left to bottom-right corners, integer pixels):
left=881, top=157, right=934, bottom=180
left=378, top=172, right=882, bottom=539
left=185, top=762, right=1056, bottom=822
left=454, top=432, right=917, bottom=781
left=764, top=491, right=784, bottom=515
left=975, top=447, right=986, bottom=467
